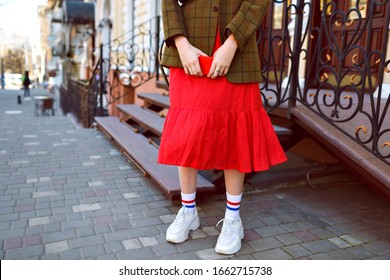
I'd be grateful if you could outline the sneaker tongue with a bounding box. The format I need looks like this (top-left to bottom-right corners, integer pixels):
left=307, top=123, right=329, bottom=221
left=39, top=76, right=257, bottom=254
left=221, top=218, right=237, bottom=235
left=175, top=208, right=190, bottom=223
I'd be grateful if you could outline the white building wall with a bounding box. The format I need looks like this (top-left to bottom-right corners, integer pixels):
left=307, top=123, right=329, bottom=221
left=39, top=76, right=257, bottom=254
left=134, top=0, right=148, bottom=26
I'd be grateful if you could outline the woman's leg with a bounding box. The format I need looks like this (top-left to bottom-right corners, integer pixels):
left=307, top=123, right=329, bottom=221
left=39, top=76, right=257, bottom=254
left=178, top=166, right=197, bottom=194
left=166, top=166, right=200, bottom=243
left=224, top=169, right=245, bottom=195
left=215, top=169, right=245, bottom=254
left=224, top=169, right=244, bottom=219
left=178, top=166, right=197, bottom=211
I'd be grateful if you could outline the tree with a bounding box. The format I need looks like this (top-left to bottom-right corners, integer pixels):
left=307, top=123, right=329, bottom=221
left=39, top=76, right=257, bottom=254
left=4, top=49, right=24, bottom=74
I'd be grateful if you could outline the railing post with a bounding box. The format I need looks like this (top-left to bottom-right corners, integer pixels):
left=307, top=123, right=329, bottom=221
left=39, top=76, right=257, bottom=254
left=288, top=0, right=305, bottom=119
left=99, top=43, right=104, bottom=116
left=155, top=15, right=161, bottom=82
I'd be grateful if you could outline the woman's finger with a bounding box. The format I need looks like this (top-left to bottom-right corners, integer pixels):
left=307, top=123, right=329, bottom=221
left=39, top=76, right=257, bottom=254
left=194, top=60, right=203, bottom=77
left=207, top=63, right=217, bottom=78
left=189, top=63, right=198, bottom=76
left=187, top=65, right=194, bottom=76
left=211, top=66, right=221, bottom=79
left=221, top=67, right=228, bottom=76
left=207, top=66, right=214, bottom=78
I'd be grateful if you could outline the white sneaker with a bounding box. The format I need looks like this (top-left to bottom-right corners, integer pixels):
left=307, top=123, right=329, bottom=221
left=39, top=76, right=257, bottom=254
left=215, top=216, right=244, bottom=255
left=166, top=207, right=200, bottom=243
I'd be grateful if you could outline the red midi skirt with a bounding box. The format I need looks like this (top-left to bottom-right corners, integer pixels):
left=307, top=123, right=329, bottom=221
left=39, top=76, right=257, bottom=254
left=158, top=32, right=287, bottom=173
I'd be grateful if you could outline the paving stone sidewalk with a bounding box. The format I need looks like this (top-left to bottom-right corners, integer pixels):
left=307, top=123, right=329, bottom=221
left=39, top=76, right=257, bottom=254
left=0, top=88, right=390, bottom=260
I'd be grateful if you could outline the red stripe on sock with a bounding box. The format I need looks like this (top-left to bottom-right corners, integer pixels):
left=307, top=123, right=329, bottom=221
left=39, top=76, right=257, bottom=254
left=182, top=199, right=195, bottom=204
left=227, top=200, right=241, bottom=206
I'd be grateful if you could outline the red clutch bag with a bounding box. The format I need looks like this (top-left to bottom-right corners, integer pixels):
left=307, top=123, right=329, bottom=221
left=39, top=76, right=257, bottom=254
left=198, top=55, right=213, bottom=75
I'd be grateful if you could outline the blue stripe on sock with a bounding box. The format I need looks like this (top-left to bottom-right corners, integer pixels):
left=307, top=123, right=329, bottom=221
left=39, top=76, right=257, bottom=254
left=226, top=205, right=240, bottom=211
left=183, top=205, right=195, bottom=208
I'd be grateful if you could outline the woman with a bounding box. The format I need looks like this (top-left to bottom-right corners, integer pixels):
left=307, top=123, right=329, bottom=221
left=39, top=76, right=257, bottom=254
left=158, top=0, right=287, bottom=255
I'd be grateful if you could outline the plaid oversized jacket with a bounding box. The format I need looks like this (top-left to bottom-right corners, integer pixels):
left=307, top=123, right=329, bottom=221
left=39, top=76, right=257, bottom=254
left=160, top=0, right=269, bottom=83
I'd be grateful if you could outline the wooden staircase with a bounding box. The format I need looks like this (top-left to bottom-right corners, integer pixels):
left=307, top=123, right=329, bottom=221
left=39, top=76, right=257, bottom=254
left=95, top=91, right=292, bottom=199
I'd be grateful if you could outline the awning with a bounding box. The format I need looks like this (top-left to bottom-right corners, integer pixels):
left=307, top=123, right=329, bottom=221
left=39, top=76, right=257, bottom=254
left=63, top=0, right=94, bottom=25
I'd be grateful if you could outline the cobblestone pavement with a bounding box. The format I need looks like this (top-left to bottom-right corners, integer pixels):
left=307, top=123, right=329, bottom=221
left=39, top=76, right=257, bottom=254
left=1, top=89, right=390, bottom=260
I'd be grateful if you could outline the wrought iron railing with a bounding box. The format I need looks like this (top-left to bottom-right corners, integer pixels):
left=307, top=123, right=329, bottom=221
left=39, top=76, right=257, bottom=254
left=259, top=0, right=390, bottom=165
left=60, top=78, right=91, bottom=128
left=88, top=15, right=162, bottom=119
left=87, top=57, right=101, bottom=125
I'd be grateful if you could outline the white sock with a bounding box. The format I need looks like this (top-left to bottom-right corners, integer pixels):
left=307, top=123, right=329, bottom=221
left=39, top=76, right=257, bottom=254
left=225, top=192, right=242, bottom=220
left=181, top=192, right=196, bottom=213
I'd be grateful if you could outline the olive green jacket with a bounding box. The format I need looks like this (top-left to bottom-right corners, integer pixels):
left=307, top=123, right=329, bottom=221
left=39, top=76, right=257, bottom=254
left=161, top=0, right=269, bottom=83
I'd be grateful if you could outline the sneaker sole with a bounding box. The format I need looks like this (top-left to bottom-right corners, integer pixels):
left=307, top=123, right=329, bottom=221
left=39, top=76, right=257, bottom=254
left=166, top=219, right=200, bottom=244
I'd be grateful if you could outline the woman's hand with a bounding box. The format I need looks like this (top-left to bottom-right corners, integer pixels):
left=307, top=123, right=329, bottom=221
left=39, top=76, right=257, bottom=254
left=208, top=34, right=238, bottom=79
left=174, top=35, right=207, bottom=77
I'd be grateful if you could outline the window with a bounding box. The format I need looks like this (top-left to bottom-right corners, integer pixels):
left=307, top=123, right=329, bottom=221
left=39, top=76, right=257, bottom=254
left=272, top=1, right=284, bottom=30
left=349, top=0, right=367, bottom=19
left=320, top=0, right=332, bottom=16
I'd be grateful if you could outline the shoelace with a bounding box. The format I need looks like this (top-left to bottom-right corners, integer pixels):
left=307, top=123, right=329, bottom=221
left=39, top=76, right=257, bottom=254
left=216, top=218, right=237, bottom=236
left=216, top=218, right=224, bottom=228
left=173, top=209, right=192, bottom=227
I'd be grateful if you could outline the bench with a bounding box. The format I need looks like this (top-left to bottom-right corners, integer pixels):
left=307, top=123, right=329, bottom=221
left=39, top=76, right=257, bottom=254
left=95, top=116, right=215, bottom=199
left=34, top=95, right=55, bottom=116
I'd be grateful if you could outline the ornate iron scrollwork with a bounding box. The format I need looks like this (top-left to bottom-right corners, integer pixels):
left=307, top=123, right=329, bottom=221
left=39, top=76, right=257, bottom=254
left=302, top=0, right=390, bottom=162
left=258, top=0, right=390, bottom=164
left=88, top=16, right=162, bottom=117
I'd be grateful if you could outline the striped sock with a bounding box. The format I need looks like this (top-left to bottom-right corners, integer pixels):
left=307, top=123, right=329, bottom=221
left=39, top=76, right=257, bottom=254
left=225, top=192, right=242, bottom=220
left=181, top=192, right=196, bottom=213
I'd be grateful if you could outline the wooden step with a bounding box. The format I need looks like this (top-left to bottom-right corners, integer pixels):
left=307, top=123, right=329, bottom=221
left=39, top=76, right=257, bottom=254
left=117, top=104, right=164, bottom=136
left=137, top=92, right=170, bottom=109
left=292, top=106, right=390, bottom=198
left=273, top=126, right=292, bottom=142
left=155, top=80, right=169, bottom=90
left=95, top=116, right=215, bottom=199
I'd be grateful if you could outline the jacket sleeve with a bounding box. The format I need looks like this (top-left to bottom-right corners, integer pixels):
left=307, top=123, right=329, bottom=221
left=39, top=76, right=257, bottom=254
left=162, top=0, right=187, bottom=47
left=224, top=0, right=269, bottom=53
